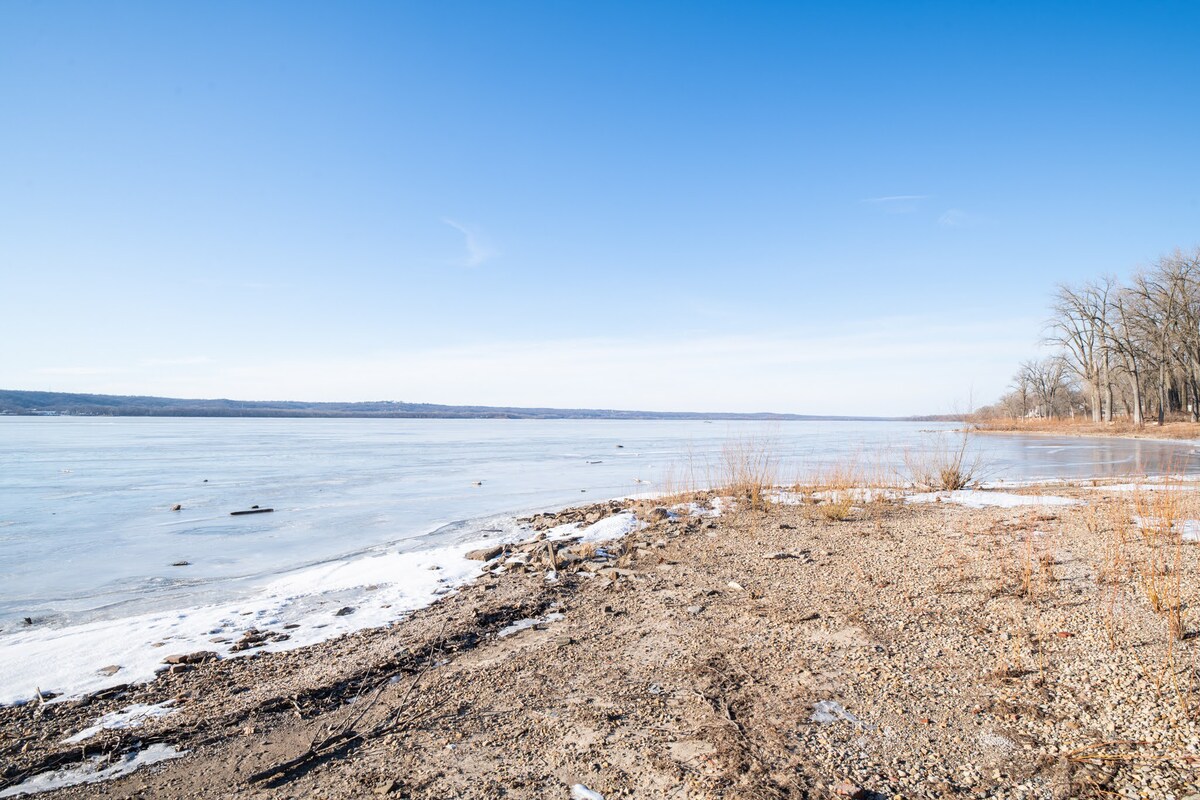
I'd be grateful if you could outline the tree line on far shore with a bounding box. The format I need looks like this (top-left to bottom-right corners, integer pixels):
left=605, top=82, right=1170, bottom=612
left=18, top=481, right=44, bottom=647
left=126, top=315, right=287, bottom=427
left=978, top=246, right=1200, bottom=426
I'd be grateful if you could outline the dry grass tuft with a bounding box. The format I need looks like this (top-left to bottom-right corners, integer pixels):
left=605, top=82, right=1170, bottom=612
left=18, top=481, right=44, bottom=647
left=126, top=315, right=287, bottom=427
left=904, top=431, right=982, bottom=491
left=720, top=434, right=778, bottom=512
left=817, top=498, right=853, bottom=522
left=1131, top=484, right=1186, bottom=635
left=976, top=416, right=1200, bottom=440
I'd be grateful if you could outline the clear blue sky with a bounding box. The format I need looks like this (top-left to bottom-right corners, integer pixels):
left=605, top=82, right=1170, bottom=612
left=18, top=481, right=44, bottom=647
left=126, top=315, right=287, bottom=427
left=2, top=1, right=1198, bottom=415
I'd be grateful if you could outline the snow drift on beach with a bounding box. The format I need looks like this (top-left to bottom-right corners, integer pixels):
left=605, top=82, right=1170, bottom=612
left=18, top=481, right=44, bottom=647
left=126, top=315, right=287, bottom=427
left=0, top=512, right=649, bottom=707
left=63, top=701, right=176, bottom=744
left=0, top=542, right=485, bottom=706
left=541, top=511, right=645, bottom=544
left=906, top=490, right=1080, bottom=508
left=0, top=744, right=186, bottom=797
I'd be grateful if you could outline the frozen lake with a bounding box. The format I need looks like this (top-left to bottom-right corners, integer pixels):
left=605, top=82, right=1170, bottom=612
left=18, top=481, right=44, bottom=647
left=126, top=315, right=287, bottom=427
left=1, top=416, right=1198, bottom=704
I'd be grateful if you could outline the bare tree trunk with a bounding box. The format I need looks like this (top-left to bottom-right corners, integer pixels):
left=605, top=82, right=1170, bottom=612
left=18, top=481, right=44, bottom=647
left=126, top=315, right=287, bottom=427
left=1158, top=362, right=1167, bottom=425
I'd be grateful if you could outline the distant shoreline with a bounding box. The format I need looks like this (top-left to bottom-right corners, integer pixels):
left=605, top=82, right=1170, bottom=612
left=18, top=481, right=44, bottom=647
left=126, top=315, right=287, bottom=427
left=974, top=418, right=1200, bottom=444
left=0, top=389, right=946, bottom=422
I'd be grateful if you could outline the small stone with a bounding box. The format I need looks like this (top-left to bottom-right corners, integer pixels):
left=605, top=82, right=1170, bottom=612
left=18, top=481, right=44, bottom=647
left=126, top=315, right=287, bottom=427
left=96, top=665, right=121, bottom=676
left=163, top=651, right=218, bottom=665
left=465, top=546, right=504, bottom=561
left=686, top=605, right=704, bottom=615
left=170, top=504, right=182, bottom=511
left=335, top=606, right=356, bottom=617
left=171, top=560, right=191, bottom=567
left=832, top=782, right=866, bottom=799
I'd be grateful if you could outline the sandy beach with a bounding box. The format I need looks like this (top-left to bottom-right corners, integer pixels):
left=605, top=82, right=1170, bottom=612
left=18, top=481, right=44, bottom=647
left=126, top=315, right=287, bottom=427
left=4, top=483, right=1200, bottom=799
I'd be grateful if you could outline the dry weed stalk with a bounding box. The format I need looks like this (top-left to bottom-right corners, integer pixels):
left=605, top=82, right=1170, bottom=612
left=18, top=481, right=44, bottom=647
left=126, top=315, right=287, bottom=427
left=903, top=430, right=983, bottom=491
left=720, top=434, right=778, bottom=513
left=792, top=451, right=900, bottom=521
left=1086, top=501, right=1129, bottom=585
left=1130, top=483, right=1186, bottom=637
left=1018, top=531, right=1036, bottom=599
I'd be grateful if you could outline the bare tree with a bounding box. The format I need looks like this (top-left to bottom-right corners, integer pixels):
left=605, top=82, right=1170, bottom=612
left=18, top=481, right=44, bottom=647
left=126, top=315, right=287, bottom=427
left=1128, top=265, right=1181, bottom=425
left=1047, top=281, right=1110, bottom=421
left=1159, top=248, right=1200, bottom=421
left=1018, top=357, right=1068, bottom=418
left=1103, top=284, right=1147, bottom=425
left=982, top=247, right=1200, bottom=427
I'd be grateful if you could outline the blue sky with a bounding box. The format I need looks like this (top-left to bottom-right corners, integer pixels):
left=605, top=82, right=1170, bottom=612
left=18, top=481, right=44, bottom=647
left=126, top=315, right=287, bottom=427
left=2, top=1, right=1198, bottom=415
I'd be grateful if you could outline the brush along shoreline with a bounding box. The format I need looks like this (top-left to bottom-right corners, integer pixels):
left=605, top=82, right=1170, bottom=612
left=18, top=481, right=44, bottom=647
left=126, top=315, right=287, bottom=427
left=974, top=418, right=1200, bottom=443
left=4, top=485, right=1200, bottom=799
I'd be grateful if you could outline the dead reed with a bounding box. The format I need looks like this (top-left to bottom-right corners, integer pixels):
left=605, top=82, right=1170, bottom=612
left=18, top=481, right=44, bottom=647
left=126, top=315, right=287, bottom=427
left=903, top=430, right=982, bottom=491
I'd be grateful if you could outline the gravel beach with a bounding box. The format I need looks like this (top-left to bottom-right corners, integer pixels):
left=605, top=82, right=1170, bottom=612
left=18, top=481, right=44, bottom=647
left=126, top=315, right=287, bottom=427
left=4, top=485, right=1200, bottom=799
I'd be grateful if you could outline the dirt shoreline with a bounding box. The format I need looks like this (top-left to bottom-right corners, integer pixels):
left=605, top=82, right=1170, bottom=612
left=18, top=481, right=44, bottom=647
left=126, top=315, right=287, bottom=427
left=4, top=487, right=1200, bottom=799
left=974, top=420, right=1200, bottom=444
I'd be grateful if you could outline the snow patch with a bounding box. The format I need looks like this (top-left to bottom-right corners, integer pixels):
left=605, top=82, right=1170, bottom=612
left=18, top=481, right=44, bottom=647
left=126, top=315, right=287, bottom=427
left=1133, top=516, right=1200, bottom=542
left=810, top=700, right=861, bottom=725
left=906, top=491, right=1080, bottom=508
left=576, top=512, right=644, bottom=544
left=1091, top=483, right=1200, bottom=492
left=0, top=542, right=485, bottom=706
left=670, top=500, right=722, bottom=518
left=63, top=702, right=176, bottom=744
left=0, top=744, right=186, bottom=797
left=811, top=488, right=902, bottom=503
left=496, top=612, right=565, bottom=638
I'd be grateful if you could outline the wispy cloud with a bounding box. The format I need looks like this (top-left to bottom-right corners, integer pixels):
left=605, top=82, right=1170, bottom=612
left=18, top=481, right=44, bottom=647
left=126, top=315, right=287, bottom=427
left=938, top=209, right=971, bottom=227
left=441, top=218, right=497, bottom=267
